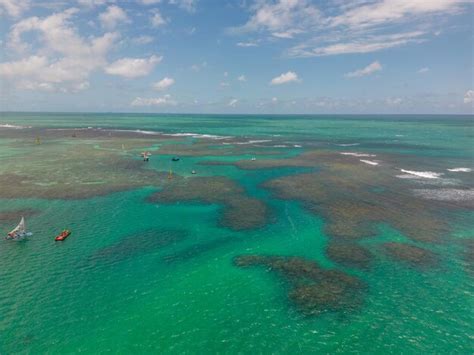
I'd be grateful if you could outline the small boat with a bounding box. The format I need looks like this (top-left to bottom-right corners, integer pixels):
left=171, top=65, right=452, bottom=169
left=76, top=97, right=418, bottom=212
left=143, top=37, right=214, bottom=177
left=55, top=230, right=71, bottom=241
left=171, top=157, right=180, bottom=162
left=140, top=151, right=151, bottom=161
left=168, top=169, right=173, bottom=179
left=191, top=170, right=196, bottom=174
left=6, top=217, right=33, bottom=240
left=251, top=157, right=256, bottom=161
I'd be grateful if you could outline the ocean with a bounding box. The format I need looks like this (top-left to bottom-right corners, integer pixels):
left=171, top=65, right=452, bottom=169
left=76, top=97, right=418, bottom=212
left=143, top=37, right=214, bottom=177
left=0, top=113, right=472, bottom=353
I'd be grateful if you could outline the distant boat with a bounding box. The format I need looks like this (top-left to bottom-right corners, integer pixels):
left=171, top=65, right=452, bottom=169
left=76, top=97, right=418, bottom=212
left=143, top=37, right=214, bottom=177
left=55, top=230, right=71, bottom=241
left=140, top=151, right=151, bottom=161
left=6, top=217, right=32, bottom=240
left=172, top=157, right=180, bottom=161
left=191, top=170, right=196, bottom=174
left=251, top=157, right=256, bottom=161
left=168, top=169, right=173, bottom=179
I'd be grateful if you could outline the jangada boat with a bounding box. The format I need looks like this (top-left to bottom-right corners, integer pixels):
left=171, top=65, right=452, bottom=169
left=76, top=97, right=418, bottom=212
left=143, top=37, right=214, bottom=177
left=55, top=230, right=71, bottom=241
left=6, top=217, right=33, bottom=240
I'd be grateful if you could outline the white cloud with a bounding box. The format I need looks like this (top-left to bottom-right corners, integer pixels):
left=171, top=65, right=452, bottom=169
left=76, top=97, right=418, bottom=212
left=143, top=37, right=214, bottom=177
left=228, top=98, right=238, bottom=107
left=99, top=5, right=129, bottom=29
left=1, top=8, right=118, bottom=92
left=141, top=0, right=162, bottom=4
left=289, top=31, right=425, bottom=57
left=232, top=1, right=468, bottom=57
left=237, top=75, right=246, bottom=82
left=0, top=0, right=30, bottom=17
left=231, top=0, right=320, bottom=34
left=345, top=61, right=382, bottom=78
left=418, top=67, right=430, bottom=74
left=133, top=35, right=154, bottom=45
left=153, top=77, right=175, bottom=91
left=190, top=61, right=207, bottom=71
left=105, top=55, right=162, bottom=78
left=464, top=90, right=474, bottom=104
left=270, top=71, right=300, bottom=85
left=220, top=82, right=230, bottom=88
left=272, top=97, right=278, bottom=103
left=329, top=0, right=464, bottom=30
left=236, top=41, right=258, bottom=47
left=386, top=97, right=403, bottom=105
left=223, top=71, right=228, bottom=77
left=77, top=0, right=109, bottom=7
left=131, top=94, right=177, bottom=106
left=151, top=11, right=166, bottom=27
left=271, top=29, right=303, bottom=39
left=169, top=0, right=197, bottom=13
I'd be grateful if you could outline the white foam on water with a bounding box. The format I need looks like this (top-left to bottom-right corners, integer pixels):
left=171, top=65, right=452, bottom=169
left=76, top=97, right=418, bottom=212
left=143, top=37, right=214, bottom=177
left=340, top=152, right=376, bottom=157
left=398, top=169, right=442, bottom=179
left=233, top=139, right=272, bottom=145
left=273, top=145, right=288, bottom=148
left=163, top=132, right=231, bottom=140
left=0, top=123, right=31, bottom=129
left=111, top=129, right=161, bottom=135
left=447, top=167, right=472, bottom=172
left=294, top=144, right=302, bottom=148
left=360, top=159, right=379, bottom=166
left=336, top=143, right=360, bottom=147
left=413, top=188, right=474, bottom=201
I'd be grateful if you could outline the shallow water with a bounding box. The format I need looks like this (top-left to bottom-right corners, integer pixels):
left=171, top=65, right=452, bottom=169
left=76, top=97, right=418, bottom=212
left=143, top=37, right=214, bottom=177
left=0, top=113, right=472, bottom=353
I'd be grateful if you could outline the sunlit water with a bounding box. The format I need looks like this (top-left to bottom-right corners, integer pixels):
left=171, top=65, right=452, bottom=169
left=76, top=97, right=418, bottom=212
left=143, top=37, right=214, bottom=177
left=0, top=113, right=472, bottom=353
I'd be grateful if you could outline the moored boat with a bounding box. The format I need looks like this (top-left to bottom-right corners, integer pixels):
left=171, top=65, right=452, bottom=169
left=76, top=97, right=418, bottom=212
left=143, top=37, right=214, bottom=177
left=55, top=230, right=71, bottom=241
left=6, top=217, right=33, bottom=240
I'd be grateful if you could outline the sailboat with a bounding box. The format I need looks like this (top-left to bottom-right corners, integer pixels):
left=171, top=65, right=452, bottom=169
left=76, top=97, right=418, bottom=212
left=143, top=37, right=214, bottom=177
left=6, top=217, right=33, bottom=240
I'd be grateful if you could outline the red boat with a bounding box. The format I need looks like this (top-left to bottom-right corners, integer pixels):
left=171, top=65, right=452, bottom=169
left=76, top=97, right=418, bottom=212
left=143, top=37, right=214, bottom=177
left=55, top=230, right=71, bottom=241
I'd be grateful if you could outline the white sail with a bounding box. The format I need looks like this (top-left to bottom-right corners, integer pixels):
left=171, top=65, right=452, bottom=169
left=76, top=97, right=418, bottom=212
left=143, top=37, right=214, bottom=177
left=7, top=216, right=30, bottom=239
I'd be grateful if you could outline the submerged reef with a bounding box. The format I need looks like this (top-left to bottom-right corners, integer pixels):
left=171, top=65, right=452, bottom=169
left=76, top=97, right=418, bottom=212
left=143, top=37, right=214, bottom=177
left=0, top=209, right=39, bottom=223
left=234, top=255, right=366, bottom=315
left=326, top=242, right=373, bottom=270
left=221, top=150, right=452, bottom=244
left=382, top=242, right=439, bottom=268
left=0, top=137, right=169, bottom=199
left=148, top=176, right=268, bottom=231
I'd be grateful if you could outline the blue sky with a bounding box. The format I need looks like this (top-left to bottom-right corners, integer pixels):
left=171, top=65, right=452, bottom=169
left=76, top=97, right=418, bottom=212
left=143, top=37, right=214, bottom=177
left=0, top=0, right=472, bottom=114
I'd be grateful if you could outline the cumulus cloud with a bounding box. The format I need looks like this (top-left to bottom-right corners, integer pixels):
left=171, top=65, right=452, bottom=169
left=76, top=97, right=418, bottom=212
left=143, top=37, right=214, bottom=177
left=0, top=8, right=118, bottom=92
left=151, top=11, right=166, bottom=27
left=153, top=77, right=175, bottom=90
left=418, top=67, right=430, bottom=74
left=131, top=94, right=177, bottom=106
left=228, top=98, right=238, bottom=107
left=270, top=71, right=300, bottom=85
left=99, top=5, right=129, bottom=29
left=0, top=0, right=30, bottom=17
left=105, top=55, right=162, bottom=78
left=464, top=90, right=474, bottom=104
left=345, top=61, right=382, bottom=78
left=237, top=75, right=246, bottom=82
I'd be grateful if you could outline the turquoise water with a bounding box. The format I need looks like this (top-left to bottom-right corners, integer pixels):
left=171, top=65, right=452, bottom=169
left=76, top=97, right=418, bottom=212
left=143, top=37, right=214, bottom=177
left=0, top=113, right=472, bottom=353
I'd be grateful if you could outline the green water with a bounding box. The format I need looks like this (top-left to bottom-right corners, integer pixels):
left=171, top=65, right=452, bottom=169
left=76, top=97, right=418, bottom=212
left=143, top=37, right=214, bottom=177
left=0, top=113, right=472, bottom=353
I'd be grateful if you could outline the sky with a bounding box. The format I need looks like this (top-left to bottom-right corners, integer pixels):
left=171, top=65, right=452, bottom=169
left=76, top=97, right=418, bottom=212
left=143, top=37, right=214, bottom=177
left=0, top=0, right=473, bottom=114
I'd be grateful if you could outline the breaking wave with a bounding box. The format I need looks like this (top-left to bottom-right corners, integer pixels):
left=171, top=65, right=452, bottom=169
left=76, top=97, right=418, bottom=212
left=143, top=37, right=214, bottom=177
left=398, top=169, right=443, bottom=179
left=360, top=159, right=379, bottom=166
left=447, top=167, right=472, bottom=173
